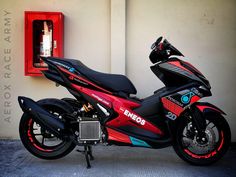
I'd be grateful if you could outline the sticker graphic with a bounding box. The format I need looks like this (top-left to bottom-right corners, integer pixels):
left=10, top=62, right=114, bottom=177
left=166, top=112, right=177, bottom=120
left=181, top=92, right=195, bottom=104
left=129, top=136, right=150, bottom=147
left=69, top=67, right=75, bottom=73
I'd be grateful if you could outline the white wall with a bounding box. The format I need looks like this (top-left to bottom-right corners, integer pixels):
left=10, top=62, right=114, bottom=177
left=0, top=0, right=236, bottom=141
left=126, top=0, right=236, bottom=141
left=0, top=0, right=110, bottom=138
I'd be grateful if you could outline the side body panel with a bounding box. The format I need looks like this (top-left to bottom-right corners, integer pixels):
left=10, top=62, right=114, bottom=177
left=49, top=62, right=166, bottom=147
left=72, top=84, right=164, bottom=141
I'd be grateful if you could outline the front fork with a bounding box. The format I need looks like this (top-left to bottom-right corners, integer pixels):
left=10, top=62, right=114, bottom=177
left=189, top=106, right=207, bottom=135
left=167, top=106, right=207, bottom=141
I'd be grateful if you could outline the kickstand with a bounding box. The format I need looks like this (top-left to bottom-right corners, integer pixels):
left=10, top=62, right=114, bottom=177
left=88, top=146, right=94, bottom=160
left=77, top=145, right=94, bottom=168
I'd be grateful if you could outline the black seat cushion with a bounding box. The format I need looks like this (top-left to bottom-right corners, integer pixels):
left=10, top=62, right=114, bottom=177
left=52, top=58, right=137, bottom=95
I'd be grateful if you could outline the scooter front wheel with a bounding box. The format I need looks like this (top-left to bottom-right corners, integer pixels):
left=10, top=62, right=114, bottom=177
left=173, top=113, right=231, bottom=165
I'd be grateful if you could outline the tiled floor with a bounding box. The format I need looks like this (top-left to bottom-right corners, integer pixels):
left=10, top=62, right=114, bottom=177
left=0, top=140, right=235, bottom=177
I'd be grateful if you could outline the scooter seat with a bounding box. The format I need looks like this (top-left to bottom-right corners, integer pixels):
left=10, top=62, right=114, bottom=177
left=52, top=58, right=137, bottom=95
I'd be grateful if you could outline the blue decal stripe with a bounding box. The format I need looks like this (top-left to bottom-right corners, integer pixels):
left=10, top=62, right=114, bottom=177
left=129, top=136, right=151, bottom=147
left=69, top=68, right=75, bottom=73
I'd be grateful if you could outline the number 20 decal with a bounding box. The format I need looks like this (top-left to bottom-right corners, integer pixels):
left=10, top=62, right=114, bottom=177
left=166, top=112, right=177, bottom=120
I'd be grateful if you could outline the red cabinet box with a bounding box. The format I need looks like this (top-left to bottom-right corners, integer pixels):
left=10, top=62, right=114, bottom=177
left=25, top=11, right=64, bottom=76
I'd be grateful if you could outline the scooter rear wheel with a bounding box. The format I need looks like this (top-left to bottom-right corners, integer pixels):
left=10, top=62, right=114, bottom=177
left=173, top=113, right=231, bottom=165
left=19, top=101, right=76, bottom=160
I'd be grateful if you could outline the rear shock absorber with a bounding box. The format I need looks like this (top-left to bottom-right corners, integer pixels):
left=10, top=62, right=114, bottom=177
left=80, top=103, right=93, bottom=112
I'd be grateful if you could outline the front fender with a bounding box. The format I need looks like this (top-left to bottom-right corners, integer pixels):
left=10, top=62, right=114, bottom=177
left=177, top=102, right=226, bottom=136
left=194, top=102, right=226, bottom=115
left=168, top=102, right=227, bottom=140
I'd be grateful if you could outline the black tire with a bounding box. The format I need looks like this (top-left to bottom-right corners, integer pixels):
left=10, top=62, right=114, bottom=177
left=173, top=113, right=231, bottom=166
left=19, top=100, right=76, bottom=160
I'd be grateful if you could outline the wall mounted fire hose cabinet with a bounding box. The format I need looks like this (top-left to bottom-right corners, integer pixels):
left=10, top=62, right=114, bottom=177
left=24, top=11, right=64, bottom=76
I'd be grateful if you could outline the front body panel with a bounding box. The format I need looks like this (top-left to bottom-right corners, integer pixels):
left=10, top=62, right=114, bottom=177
left=151, top=59, right=211, bottom=89
left=161, top=87, right=202, bottom=120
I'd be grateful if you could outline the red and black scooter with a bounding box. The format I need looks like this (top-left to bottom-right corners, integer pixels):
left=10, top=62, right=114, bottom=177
left=18, top=37, right=231, bottom=168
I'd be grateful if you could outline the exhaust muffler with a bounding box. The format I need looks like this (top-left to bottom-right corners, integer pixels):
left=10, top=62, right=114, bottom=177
left=18, top=96, right=66, bottom=138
